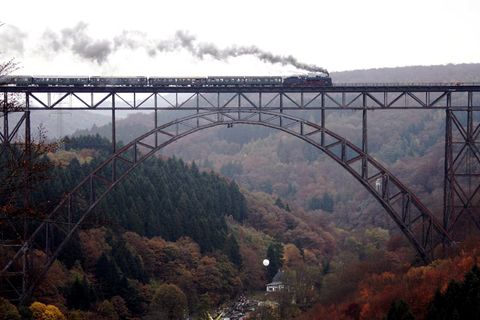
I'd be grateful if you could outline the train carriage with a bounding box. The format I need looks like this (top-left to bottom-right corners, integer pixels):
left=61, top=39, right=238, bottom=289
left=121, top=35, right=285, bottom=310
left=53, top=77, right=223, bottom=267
left=32, top=76, right=90, bottom=86
left=244, top=76, right=283, bottom=86
left=207, top=76, right=246, bottom=86
left=174, top=78, right=206, bottom=87
left=207, top=77, right=227, bottom=86
left=90, top=76, right=147, bottom=87
left=32, top=76, right=60, bottom=86
left=148, top=77, right=175, bottom=87
left=0, top=75, right=33, bottom=86
left=57, top=77, right=90, bottom=86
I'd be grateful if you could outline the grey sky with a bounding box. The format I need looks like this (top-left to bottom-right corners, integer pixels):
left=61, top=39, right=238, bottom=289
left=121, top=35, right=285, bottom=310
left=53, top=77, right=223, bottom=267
left=1, top=0, right=479, bottom=76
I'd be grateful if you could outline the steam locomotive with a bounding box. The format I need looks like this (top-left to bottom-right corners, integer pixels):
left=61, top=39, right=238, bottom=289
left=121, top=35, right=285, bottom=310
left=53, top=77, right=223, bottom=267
left=0, top=74, right=332, bottom=87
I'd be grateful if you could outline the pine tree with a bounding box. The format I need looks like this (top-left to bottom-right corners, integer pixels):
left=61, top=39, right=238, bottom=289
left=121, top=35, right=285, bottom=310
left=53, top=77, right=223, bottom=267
left=386, top=300, right=414, bottom=320
left=274, top=198, right=286, bottom=209
left=65, top=276, right=97, bottom=310
left=95, top=253, right=122, bottom=299
left=223, top=234, right=242, bottom=269
left=111, top=238, right=148, bottom=283
left=426, top=265, right=480, bottom=320
left=266, top=242, right=284, bottom=282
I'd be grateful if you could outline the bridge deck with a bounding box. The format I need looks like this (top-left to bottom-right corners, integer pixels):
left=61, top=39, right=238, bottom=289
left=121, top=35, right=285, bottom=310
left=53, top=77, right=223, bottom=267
left=2, top=84, right=480, bottom=93
left=2, top=84, right=479, bottom=110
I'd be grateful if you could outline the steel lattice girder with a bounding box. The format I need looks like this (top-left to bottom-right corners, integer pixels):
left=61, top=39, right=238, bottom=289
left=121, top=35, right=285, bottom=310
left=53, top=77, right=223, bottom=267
left=0, top=110, right=453, bottom=302
left=0, top=86, right=480, bottom=110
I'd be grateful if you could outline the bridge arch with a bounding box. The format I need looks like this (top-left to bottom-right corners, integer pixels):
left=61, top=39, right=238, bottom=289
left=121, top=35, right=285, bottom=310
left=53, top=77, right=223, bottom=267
left=2, top=109, right=451, bottom=301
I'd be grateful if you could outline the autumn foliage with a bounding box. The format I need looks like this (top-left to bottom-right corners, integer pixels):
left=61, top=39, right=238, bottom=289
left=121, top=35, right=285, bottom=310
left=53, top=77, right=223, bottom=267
left=299, top=239, right=480, bottom=320
left=29, top=301, right=65, bottom=320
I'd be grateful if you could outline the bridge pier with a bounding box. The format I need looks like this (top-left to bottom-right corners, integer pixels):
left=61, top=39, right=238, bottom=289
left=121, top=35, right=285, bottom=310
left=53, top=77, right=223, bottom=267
left=444, top=99, right=480, bottom=237
left=0, top=91, right=32, bottom=302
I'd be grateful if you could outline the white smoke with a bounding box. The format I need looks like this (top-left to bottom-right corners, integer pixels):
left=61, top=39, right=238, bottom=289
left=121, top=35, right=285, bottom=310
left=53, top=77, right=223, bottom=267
left=0, top=24, right=27, bottom=56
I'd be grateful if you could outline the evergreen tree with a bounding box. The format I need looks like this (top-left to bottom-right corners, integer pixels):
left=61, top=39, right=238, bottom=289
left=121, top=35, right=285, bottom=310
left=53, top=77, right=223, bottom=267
left=308, top=193, right=334, bottom=212
left=274, top=197, right=286, bottom=209
left=322, top=192, right=334, bottom=213
left=110, top=238, right=148, bottom=283
left=386, top=300, right=414, bottom=320
left=426, top=265, right=480, bottom=320
left=65, top=276, right=97, bottom=310
left=95, top=253, right=123, bottom=299
left=266, top=242, right=284, bottom=282
left=223, top=234, right=242, bottom=269
left=57, top=232, right=83, bottom=269
left=118, top=277, right=148, bottom=315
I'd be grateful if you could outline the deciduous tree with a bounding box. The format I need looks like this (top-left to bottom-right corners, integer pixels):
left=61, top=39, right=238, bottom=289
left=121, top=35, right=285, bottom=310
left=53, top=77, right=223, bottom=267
left=146, top=283, right=187, bottom=320
left=0, top=297, right=20, bottom=320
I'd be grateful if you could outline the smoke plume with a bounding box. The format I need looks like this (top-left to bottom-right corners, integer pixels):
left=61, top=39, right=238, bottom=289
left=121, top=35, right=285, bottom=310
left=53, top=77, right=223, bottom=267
left=42, top=22, right=111, bottom=64
left=0, top=25, right=27, bottom=56
left=41, top=22, right=328, bottom=74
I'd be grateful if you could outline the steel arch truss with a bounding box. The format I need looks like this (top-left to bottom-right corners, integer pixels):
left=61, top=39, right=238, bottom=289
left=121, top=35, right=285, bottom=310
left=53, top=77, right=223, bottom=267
left=0, top=110, right=452, bottom=302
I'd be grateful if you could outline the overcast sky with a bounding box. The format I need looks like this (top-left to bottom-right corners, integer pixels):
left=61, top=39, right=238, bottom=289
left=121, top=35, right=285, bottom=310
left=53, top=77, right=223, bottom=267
left=1, top=0, right=479, bottom=76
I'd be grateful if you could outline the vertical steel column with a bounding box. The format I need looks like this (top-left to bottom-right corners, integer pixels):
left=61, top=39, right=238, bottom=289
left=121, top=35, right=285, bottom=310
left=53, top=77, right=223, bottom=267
left=196, top=92, right=199, bottom=127
left=237, top=92, right=241, bottom=120
left=22, top=92, right=31, bottom=296
left=3, top=93, right=8, bottom=146
left=112, top=93, right=116, bottom=181
left=25, top=93, right=30, bottom=153
left=443, top=106, right=453, bottom=233
left=279, top=92, right=283, bottom=113
left=279, top=93, right=283, bottom=126
left=155, top=93, right=159, bottom=145
left=321, top=93, right=325, bottom=146
left=112, top=93, right=116, bottom=153
left=362, top=92, right=368, bottom=178
left=467, top=93, right=473, bottom=198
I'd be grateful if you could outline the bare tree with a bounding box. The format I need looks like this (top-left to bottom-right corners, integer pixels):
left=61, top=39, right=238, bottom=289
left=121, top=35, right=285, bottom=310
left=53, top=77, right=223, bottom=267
left=0, top=43, right=60, bottom=301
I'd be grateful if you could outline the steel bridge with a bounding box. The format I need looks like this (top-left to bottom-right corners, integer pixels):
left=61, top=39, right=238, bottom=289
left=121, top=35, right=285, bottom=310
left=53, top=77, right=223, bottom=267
left=1, top=82, right=479, bottom=303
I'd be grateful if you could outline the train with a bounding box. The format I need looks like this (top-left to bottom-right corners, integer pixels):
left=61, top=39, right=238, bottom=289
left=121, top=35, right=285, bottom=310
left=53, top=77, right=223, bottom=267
left=0, top=74, right=332, bottom=88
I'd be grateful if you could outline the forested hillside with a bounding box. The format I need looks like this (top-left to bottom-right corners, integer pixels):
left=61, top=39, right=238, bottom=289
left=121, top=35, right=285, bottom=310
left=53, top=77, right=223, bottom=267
left=331, top=63, right=480, bottom=83
left=0, top=135, right=338, bottom=319
left=36, top=135, right=247, bottom=252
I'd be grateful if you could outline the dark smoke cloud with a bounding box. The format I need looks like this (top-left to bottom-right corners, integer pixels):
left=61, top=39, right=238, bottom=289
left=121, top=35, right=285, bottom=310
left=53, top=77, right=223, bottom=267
left=0, top=25, right=27, bottom=56
left=42, top=22, right=111, bottom=64
left=40, top=22, right=328, bottom=74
